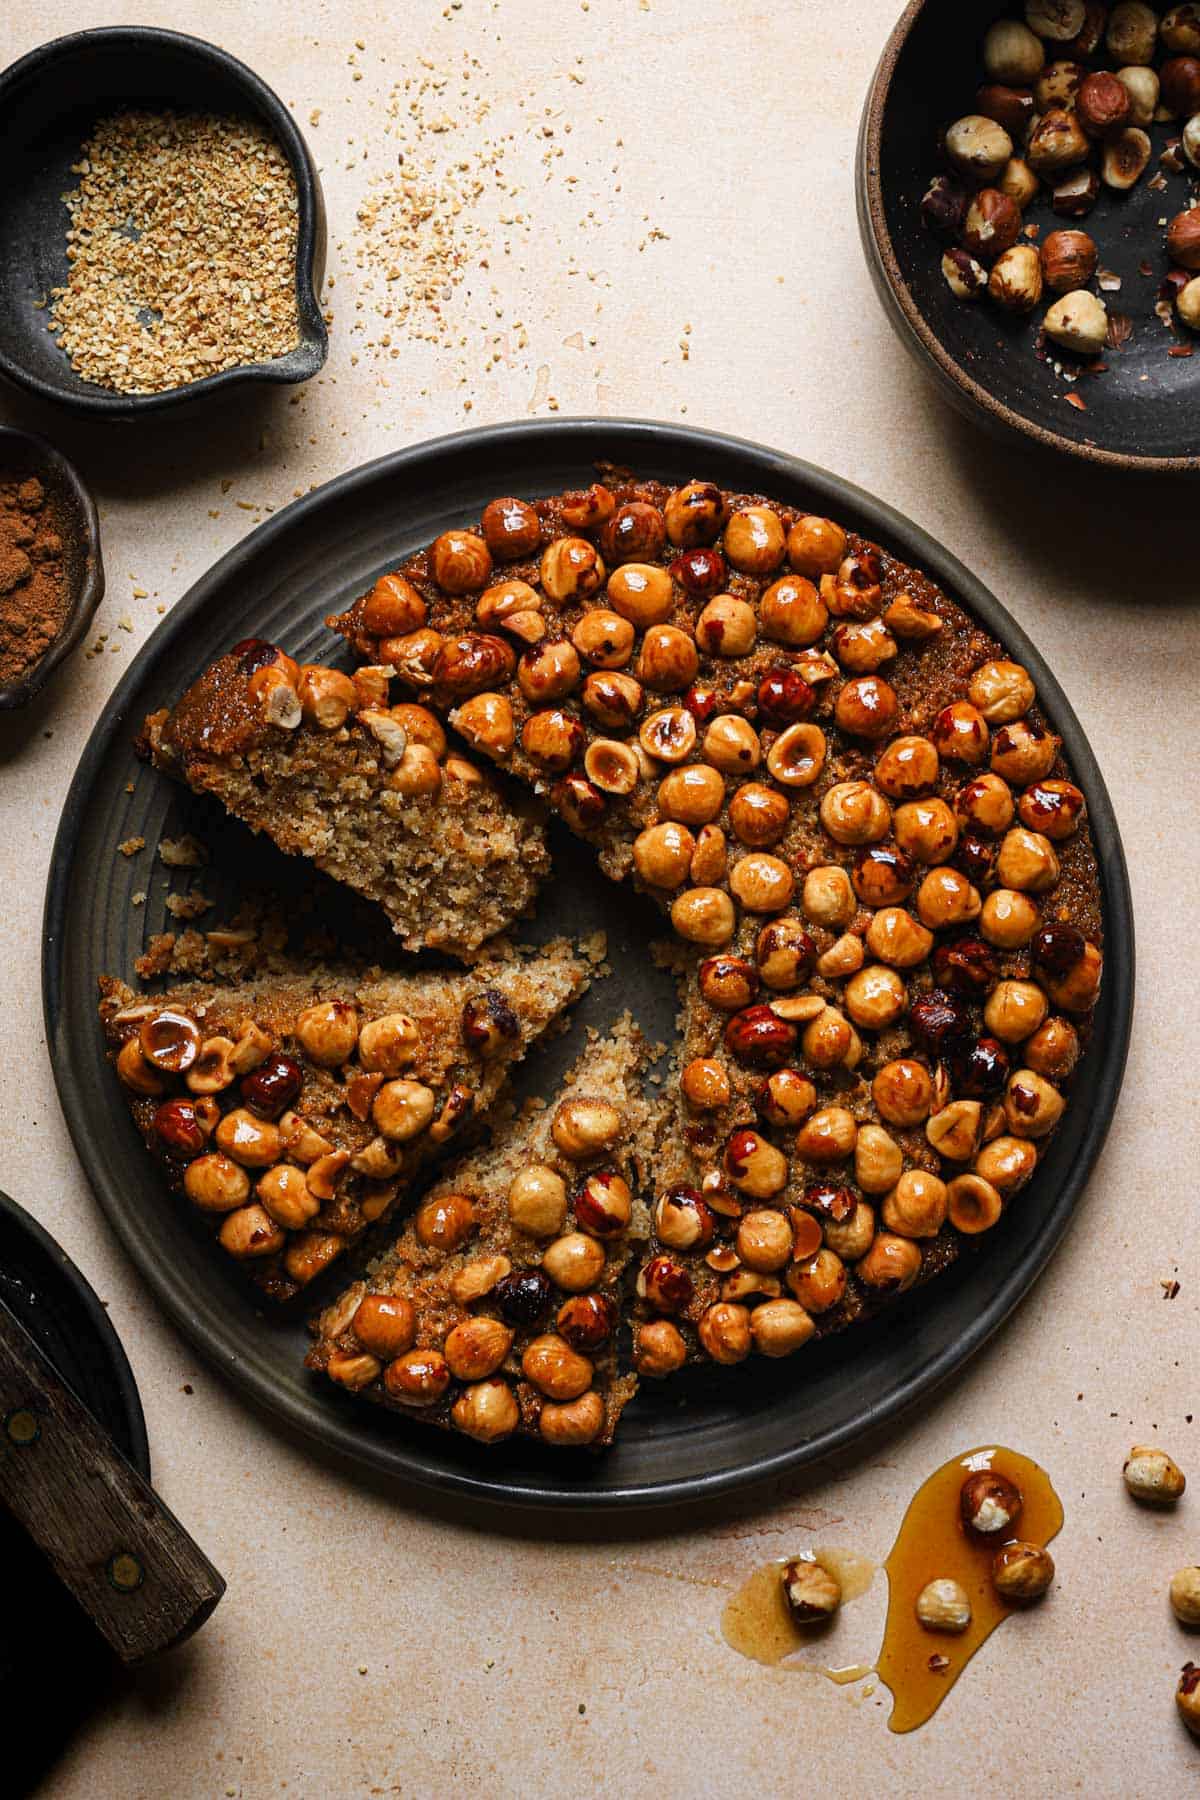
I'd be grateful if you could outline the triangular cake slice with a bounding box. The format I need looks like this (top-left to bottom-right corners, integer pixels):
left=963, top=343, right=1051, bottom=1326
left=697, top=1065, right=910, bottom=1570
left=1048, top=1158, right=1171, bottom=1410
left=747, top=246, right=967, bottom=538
left=99, top=940, right=591, bottom=1303
left=307, top=1016, right=665, bottom=1449
left=137, top=639, right=548, bottom=959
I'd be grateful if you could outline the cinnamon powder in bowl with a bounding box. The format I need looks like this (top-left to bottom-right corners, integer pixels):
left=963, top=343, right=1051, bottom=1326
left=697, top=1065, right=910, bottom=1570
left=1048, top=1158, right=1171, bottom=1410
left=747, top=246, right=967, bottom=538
left=0, top=430, right=104, bottom=710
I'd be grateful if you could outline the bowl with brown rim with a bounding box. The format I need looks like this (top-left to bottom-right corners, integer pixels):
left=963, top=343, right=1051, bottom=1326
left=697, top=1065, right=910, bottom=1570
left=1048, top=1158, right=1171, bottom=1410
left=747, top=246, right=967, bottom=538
left=857, top=0, right=1200, bottom=473
left=0, top=26, right=327, bottom=420
left=0, top=427, right=104, bottom=709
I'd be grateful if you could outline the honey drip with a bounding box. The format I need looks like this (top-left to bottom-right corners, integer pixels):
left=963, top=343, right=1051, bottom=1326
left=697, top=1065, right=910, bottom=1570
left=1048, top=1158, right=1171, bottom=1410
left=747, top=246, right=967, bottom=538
left=877, top=1445, right=1063, bottom=1733
left=721, top=1546, right=876, bottom=1676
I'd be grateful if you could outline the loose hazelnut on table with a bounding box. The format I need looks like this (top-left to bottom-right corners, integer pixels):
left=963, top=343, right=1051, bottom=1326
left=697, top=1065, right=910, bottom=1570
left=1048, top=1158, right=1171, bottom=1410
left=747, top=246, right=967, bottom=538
left=992, top=1542, right=1055, bottom=1602
left=1124, top=1445, right=1187, bottom=1505
left=961, top=1469, right=1023, bottom=1536
left=989, top=245, right=1044, bottom=312
left=1171, top=1568, right=1200, bottom=1624
left=1178, top=1665, right=1200, bottom=1737
left=782, top=1557, right=842, bottom=1625
left=944, top=114, right=1014, bottom=182
left=915, top=1577, right=972, bottom=1635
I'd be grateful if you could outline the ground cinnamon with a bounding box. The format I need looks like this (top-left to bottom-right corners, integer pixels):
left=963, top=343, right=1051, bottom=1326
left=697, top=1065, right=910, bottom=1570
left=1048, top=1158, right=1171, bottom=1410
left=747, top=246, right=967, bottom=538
left=0, top=475, right=68, bottom=688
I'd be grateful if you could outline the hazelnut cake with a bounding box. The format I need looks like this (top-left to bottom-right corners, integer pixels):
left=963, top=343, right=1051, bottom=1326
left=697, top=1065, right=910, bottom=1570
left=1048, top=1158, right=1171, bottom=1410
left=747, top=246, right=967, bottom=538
left=99, top=940, right=591, bottom=1302
left=307, top=1015, right=663, bottom=1449
left=138, top=639, right=548, bottom=959
left=326, top=473, right=1103, bottom=1383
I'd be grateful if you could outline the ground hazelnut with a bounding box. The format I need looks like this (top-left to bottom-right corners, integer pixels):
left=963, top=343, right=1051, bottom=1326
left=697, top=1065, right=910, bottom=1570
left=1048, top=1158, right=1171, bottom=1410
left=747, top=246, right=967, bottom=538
left=915, top=1577, right=972, bottom=1634
left=183, top=1153, right=251, bottom=1213
left=352, top=1294, right=417, bottom=1359
left=551, top=1098, right=622, bottom=1161
left=671, top=886, right=737, bottom=946
left=1043, top=288, right=1108, bottom=354
left=635, top=1319, right=688, bottom=1377
left=384, top=1348, right=451, bottom=1408
left=451, top=1379, right=520, bottom=1443
left=989, top=244, right=1044, bottom=312
left=944, top=113, right=1014, bottom=181
left=1101, top=125, right=1151, bottom=188
left=766, top=722, right=826, bottom=788
left=540, top=536, right=606, bottom=602
left=985, top=17, right=1046, bottom=81
left=1040, top=228, right=1099, bottom=292
left=961, top=1469, right=1023, bottom=1536
left=1124, top=1445, right=1187, bottom=1505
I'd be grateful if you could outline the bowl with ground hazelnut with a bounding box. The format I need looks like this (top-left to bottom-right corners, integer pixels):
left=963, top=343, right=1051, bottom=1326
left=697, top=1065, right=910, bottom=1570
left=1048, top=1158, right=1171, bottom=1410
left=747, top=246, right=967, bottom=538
left=858, top=0, right=1200, bottom=471
left=0, top=427, right=103, bottom=708
left=45, top=419, right=1133, bottom=1515
left=0, top=27, right=326, bottom=417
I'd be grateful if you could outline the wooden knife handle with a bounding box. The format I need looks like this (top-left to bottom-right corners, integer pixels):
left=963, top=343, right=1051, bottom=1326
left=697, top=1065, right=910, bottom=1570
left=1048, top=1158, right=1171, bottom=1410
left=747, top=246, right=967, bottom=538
left=0, top=1295, right=224, bottom=1664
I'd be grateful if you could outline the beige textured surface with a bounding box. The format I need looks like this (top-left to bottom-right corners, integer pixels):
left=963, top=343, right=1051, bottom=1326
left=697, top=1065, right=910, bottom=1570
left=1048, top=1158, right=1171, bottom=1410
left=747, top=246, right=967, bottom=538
left=0, top=1, right=1195, bottom=1792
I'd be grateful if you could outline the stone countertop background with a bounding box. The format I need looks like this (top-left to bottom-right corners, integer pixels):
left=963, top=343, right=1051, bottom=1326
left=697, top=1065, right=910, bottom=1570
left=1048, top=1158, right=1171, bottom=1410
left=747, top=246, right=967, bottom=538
left=0, top=0, right=1195, bottom=1792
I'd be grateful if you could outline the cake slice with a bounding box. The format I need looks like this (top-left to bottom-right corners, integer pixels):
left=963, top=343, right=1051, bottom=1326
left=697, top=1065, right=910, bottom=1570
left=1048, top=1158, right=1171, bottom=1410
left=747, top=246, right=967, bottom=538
left=100, top=939, right=592, bottom=1303
left=137, top=639, right=548, bottom=960
left=307, top=1015, right=666, bottom=1449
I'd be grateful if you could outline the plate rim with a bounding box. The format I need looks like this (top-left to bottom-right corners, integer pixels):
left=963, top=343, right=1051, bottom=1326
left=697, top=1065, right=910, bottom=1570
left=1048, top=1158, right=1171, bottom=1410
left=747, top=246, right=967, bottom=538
left=42, top=415, right=1134, bottom=1515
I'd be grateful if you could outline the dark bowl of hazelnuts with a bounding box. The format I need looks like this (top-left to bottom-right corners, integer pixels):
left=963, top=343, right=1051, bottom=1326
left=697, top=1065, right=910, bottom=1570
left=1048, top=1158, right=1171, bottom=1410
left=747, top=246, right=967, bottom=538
left=0, top=427, right=104, bottom=709
left=858, top=0, right=1200, bottom=472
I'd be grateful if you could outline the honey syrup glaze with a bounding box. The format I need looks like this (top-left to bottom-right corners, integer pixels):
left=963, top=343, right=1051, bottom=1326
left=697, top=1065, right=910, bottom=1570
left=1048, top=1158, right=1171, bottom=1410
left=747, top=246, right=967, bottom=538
left=721, top=1547, right=877, bottom=1675
left=878, top=1445, right=1063, bottom=1734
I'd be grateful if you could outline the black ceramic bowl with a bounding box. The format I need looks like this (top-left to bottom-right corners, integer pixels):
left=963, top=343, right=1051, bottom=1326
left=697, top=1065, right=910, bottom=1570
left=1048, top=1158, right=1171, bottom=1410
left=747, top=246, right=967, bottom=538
left=0, top=426, right=104, bottom=709
left=858, top=0, right=1200, bottom=472
left=0, top=27, right=327, bottom=420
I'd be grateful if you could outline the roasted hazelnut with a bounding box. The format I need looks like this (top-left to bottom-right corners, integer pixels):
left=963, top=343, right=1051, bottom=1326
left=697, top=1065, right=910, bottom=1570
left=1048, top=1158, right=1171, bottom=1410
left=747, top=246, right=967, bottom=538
left=931, top=936, right=997, bottom=994
left=697, top=1301, right=752, bottom=1364
left=955, top=773, right=1015, bottom=839
left=963, top=188, right=1022, bottom=262
left=1025, top=1015, right=1080, bottom=1079
left=1036, top=62, right=1085, bottom=111
left=590, top=504, right=665, bottom=571
left=817, top=932, right=865, bottom=978
left=947, top=1172, right=1005, bottom=1234
left=1164, top=54, right=1200, bottom=115
left=235, top=1050, right=302, bottom=1121
left=992, top=718, right=1059, bottom=784
left=372, top=1078, right=437, bottom=1142
left=553, top=772, right=608, bottom=837
left=1168, top=206, right=1200, bottom=271
left=632, top=820, right=695, bottom=889
left=858, top=1232, right=922, bottom=1293
left=1018, top=778, right=1085, bottom=840
left=451, top=1379, right=521, bottom=1444
left=968, top=660, right=1035, bottom=726
left=783, top=513, right=846, bottom=578
left=728, top=781, right=789, bottom=848
left=882, top=1169, right=948, bottom=1239
left=974, top=1134, right=1039, bottom=1192
left=802, top=1006, right=856, bottom=1071
left=351, top=1294, right=417, bottom=1360
left=671, top=885, right=736, bottom=946
left=296, top=664, right=357, bottom=730
left=944, top=114, right=1014, bottom=182
left=757, top=666, right=816, bottom=725
left=701, top=713, right=760, bottom=773
left=992, top=1542, right=1055, bottom=1602
left=656, top=765, right=724, bottom=828
left=834, top=676, right=899, bottom=741
left=681, top=1056, right=732, bottom=1110
left=581, top=674, right=643, bottom=736
left=1041, top=939, right=1102, bottom=1011
left=183, top=1153, right=251, bottom=1213
left=1043, top=288, right=1108, bottom=354
left=853, top=844, right=916, bottom=908
left=795, top=1106, right=858, bottom=1164
left=788, top=1246, right=848, bottom=1314
left=522, top=707, right=585, bottom=771
left=724, top=1127, right=789, bottom=1197
left=780, top=1557, right=842, bottom=1625
left=1165, top=4, right=1200, bottom=53
left=766, top=721, right=826, bottom=788
left=494, top=1269, right=554, bottom=1327
left=1027, top=106, right=1090, bottom=175
left=1124, top=1444, right=1187, bottom=1505
left=955, top=1036, right=1012, bottom=1099
left=519, top=1334, right=592, bottom=1402
left=961, top=1469, right=1023, bottom=1537
left=1170, top=1567, right=1200, bottom=1624
left=915, top=1578, right=971, bottom=1635
left=539, top=537, right=605, bottom=605
left=756, top=1069, right=817, bottom=1129
left=984, top=978, right=1050, bottom=1043
left=361, top=572, right=427, bottom=638
left=139, top=1008, right=202, bottom=1074
left=382, top=1347, right=452, bottom=1408
left=699, top=955, right=760, bottom=1012
left=736, top=1208, right=795, bottom=1273
left=756, top=574, right=826, bottom=648
left=667, top=549, right=725, bottom=602
left=654, top=1186, right=715, bottom=1253
left=1051, top=168, right=1101, bottom=216
left=431, top=528, right=492, bottom=594
left=910, top=987, right=973, bottom=1056
left=756, top=915, right=818, bottom=988
left=1026, top=0, right=1085, bottom=40
left=691, top=822, right=729, bottom=886
left=444, top=1316, right=515, bottom=1382
left=751, top=1297, right=815, bottom=1358
left=507, top=1163, right=569, bottom=1237
left=833, top=618, right=897, bottom=674
left=874, top=735, right=939, bottom=801
left=639, top=706, right=697, bottom=767
left=894, top=798, right=959, bottom=864
left=571, top=609, right=635, bottom=670
left=1178, top=275, right=1200, bottom=328
left=942, top=247, right=988, bottom=300
left=866, top=907, right=935, bottom=969
left=822, top=1200, right=877, bottom=1263
left=916, top=867, right=983, bottom=930
left=1077, top=70, right=1133, bottom=137
left=855, top=1122, right=904, bottom=1196
left=1107, top=0, right=1158, bottom=64
left=692, top=596, right=753, bottom=661
left=215, top=1108, right=281, bottom=1168
left=551, top=1097, right=622, bottom=1161
left=818, top=780, right=889, bottom=847
left=255, top=1163, right=319, bottom=1231
left=985, top=17, right=1046, bottom=81
left=539, top=1390, right=607, bottom=1447
left=1040, top=228, right=1099, bottom=294
left=1101, top=124, right=1151, bottom=187
left=218, top=1203, right=286, bottom=1260
left=517, top=637, right=580, bottom=706
left=1004, top=1068, right=1066, bottom=1137
left=574, top=1170, right=633, bottom=1239
left=560, top=482, right=615, bottom=533
left=636, top=625, right=699, bottom=692
left=480, top=495, right=541, bottom=561
left=932, top=702, right=989, bottom=766
left=997, top=826, right=1060, bottom=892
left=637, top=1253, right=694, bottom=1315
left=724, top=1004, right=799, bottom=1069
left=635, top=1318, right=688, bottom=1377
left=542, top=1232, right=608, bottom=1293
left=414, top=1193, right=476, bottom=1253
left=998, top=154, right=1041, bottom=209
left=798, top=870, right=854, bottom=936
left=844, top=964, right=907, bottom=1031
left=989, top=244, right=1044, bottom=312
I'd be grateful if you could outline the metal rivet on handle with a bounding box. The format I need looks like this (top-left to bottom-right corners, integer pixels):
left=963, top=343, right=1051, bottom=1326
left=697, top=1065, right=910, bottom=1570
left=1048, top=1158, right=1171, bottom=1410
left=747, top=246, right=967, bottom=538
left=4, top=1407, right=39, bottom=1445
left=107, top=1551, right=144, bottom=1593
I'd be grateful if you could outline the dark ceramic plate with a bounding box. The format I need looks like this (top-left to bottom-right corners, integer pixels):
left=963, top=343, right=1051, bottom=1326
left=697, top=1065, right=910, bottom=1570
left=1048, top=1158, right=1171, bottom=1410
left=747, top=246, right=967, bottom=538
left=0, top=27, right=327, bottom=419
left=43, top=419, right=1133, bottom=1520
left=858, top=0, right=1200, bottom=472
left=0, top=1188, right=148, bottom=1788
left=0, top=426, right=105, bottom=709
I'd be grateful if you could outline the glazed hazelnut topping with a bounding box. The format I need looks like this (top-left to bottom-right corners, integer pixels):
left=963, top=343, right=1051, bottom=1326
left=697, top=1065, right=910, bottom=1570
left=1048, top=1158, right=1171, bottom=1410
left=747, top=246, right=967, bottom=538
left=304, top=476, right=1108, bottom=1383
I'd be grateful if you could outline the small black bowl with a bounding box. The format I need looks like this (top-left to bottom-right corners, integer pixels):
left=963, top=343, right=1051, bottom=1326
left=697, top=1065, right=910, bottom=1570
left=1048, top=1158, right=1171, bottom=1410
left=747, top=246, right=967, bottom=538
left=0, top=27, right=327, bottom=420
left=858, top=0, right=1200, bottom=473
left=0, top=426, right=104, bottom=709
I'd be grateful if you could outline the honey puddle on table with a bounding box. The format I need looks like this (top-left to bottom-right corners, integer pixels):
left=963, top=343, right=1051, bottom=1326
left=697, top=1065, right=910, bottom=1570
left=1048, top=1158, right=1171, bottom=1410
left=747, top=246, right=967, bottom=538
left=721, top=1446, right=1063, bottom=1732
